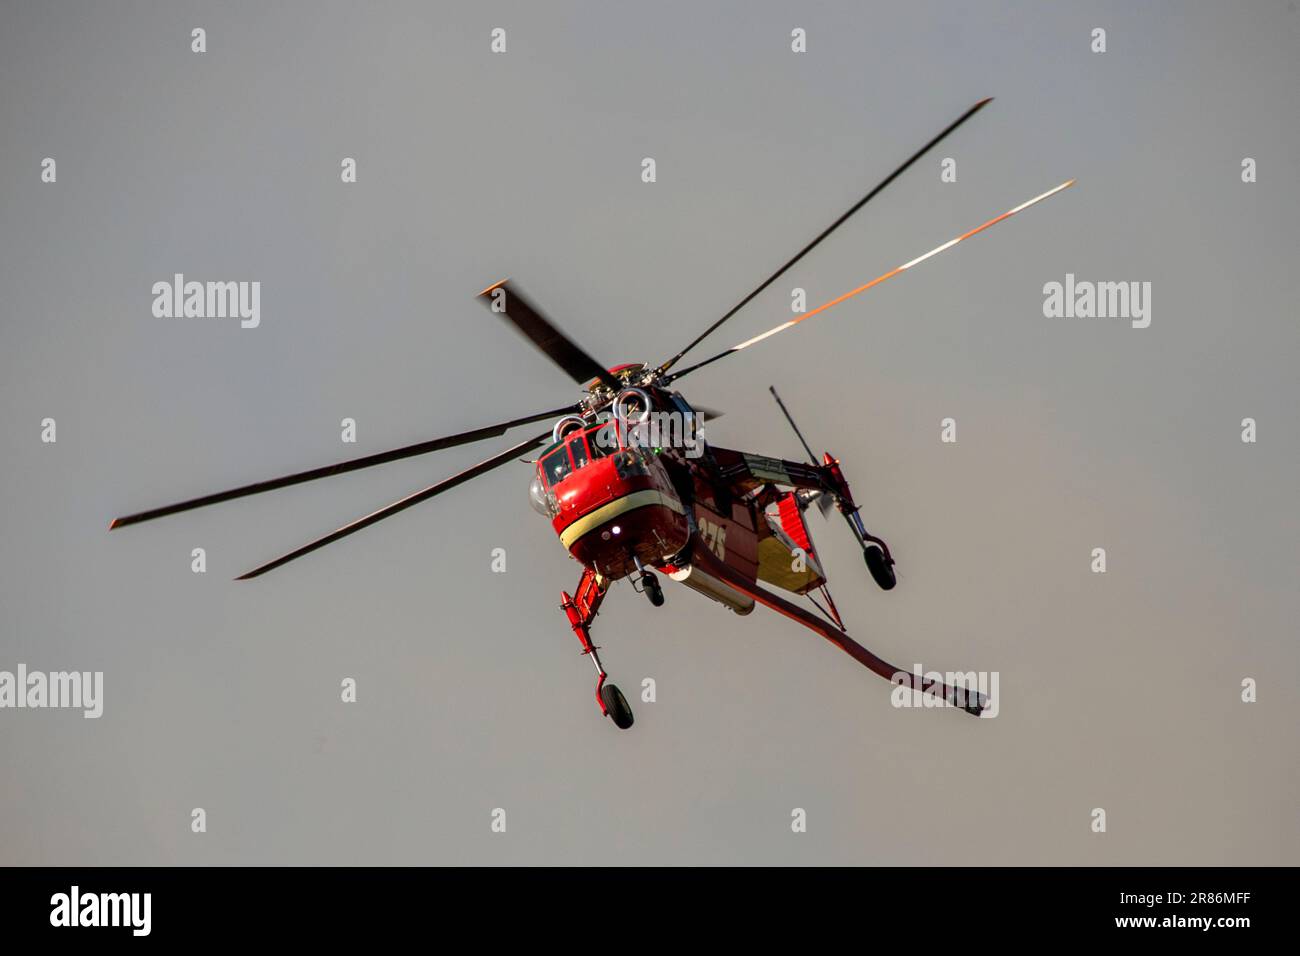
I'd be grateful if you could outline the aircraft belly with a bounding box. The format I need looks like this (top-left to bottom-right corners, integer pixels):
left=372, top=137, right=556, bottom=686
left=563, top=490, right=690, bottom=579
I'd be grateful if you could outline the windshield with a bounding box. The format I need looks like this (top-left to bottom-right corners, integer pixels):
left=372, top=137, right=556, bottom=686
left=541, top=447, right=572, bottom=487
left=588, top=422, right=617, bottom=458
left=568, top=434, right=589, bottom=470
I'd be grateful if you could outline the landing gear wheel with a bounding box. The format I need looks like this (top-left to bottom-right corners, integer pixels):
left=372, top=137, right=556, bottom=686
left=642, top=572, right=665, bottom=607
left=864, top=546, right=896, bottom=590
left=600, top=683, right=634, bottom=729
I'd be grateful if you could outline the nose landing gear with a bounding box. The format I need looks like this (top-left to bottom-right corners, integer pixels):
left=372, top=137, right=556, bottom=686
left=599, top=682, right=635, bottom=729
left=561, top=567, right=636, bottom=730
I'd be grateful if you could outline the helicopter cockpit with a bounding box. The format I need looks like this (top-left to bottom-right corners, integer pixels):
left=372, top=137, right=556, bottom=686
left=529, top=423, right=609, bottom=517
left=528, top=386, right=676, bottom=519
left=528, top=413, right=656, bottom=519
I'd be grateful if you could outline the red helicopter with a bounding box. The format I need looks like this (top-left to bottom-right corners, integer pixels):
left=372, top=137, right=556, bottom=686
left=111, top=98, right=1073, bottom=729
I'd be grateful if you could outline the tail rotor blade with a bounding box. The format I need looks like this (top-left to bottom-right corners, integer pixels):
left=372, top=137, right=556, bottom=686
left=816, top=491, right=835, bottom=519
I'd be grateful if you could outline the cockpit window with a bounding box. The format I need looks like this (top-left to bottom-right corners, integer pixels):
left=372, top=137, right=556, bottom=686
left=568, top=434, right=589, bottom=470
left=587, top=422, right=618, bottom=458
left=541, top=447, right=572, bottom=487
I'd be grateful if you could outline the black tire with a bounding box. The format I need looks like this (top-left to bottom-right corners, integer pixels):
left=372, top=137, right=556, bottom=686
left=600, top=683, right=635, bottom=729
left=864, top=546, right=897, bottom=590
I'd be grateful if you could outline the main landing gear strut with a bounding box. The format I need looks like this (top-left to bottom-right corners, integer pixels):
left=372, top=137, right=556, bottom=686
left=560, top=567, right=634, bottom=729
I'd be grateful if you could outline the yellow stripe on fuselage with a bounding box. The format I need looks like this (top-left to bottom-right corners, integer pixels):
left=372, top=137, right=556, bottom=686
left=559, top=489, right=685, bottom=550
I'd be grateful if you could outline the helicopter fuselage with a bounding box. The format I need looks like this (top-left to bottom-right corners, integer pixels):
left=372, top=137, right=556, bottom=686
left=549, top=442, right=690, bottom=580
left=531, top=381, right=794, bottom=604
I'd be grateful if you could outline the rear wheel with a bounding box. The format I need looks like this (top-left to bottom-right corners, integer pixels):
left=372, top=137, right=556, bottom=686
left=641, top=571, right=665, bottom=607
left=600, top=683, right=634, bottom=729
left=864, top=546, right=896, bottom=590
left=646, top=577, right=665, bottom=607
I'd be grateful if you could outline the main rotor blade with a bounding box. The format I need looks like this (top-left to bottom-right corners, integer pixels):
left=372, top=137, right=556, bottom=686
left=479, top=279, right=622, bottom=392
left=236, top=431, right=551, bottom=580
left=109, top=407, right=574, bottom=530
left=657, top=97, right=994, bottom=374
left=667, top=179, right=1076, bottom=381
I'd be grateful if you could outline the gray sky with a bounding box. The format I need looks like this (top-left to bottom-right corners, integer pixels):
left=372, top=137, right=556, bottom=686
left=1, top=0, right=1296, bottom=865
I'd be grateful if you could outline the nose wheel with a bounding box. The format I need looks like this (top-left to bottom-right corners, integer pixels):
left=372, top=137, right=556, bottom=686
left=561, top=568, right=638, bottom=732
left=599, top=682, right=635, bottom=729
left=642, top=572, right=665, bottom=606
